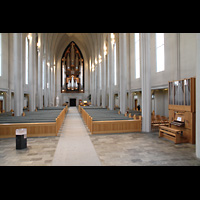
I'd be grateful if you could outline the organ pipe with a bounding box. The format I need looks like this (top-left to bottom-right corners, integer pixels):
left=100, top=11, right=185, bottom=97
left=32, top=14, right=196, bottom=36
left=71, top=76, right=74, bottom=90
left=75, top=53, right=79, bottom=70
left=62, top=61, right=66, bottom=89
left=80, top=60, right=83, bottom=89
left=71, top=44, right=75, bottom=66
left=67, top=53, right=70, bottom=70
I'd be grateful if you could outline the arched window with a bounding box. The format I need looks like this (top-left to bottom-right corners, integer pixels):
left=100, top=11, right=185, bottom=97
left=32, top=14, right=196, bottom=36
left=61, top=41, right=84, bottom=93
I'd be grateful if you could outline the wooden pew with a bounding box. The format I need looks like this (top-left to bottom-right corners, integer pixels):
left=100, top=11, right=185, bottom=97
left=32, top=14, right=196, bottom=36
left=159, top=126, right=188, bottom=144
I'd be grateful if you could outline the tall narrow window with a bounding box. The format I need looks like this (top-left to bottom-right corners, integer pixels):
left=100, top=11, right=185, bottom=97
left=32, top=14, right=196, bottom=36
left=0, top=33, right=2, bottom=76
left=99, top=62, right=102, bottom=89
left=156, top=33, right=165, bottom=72
left=113, top=43, right=117, bottom=85
left=42, top=60, right=45, bottom=89
left=25, top=36, right=29, bottom=84
left=135, top=33, right=140, bottom=79
left=111, top=33, right=117, bottom=85
left=99, top=55, right=102, bottom=90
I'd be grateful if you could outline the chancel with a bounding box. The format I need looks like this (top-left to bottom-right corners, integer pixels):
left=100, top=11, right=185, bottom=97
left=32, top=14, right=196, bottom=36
left=0, top=33, right=200, bottom=166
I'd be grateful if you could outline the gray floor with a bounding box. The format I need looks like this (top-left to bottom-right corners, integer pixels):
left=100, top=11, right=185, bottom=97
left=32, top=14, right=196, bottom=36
left=90, top=132, right=200, bottom=166
left=0, top=136, right=59, bottom=166
left=1, top=107, right=200, bottom=166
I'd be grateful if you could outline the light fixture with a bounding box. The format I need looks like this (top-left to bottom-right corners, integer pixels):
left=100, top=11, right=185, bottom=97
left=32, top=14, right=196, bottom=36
left=104, top=43, right=107, bottom=56
left=111, top=33, right=115, bottom=45
left=92, top=64, right=95, bottom=72
left=37, top=40, right=40, bottom=52
left=37, top=40, right=40, bottom=48
left=99, top=55, right=102, bottom=63
left=28, top=34, right=32, bottom=40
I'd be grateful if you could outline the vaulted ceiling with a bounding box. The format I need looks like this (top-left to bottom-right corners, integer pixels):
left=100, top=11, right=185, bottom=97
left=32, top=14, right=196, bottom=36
left=44, top=33, right=101, bottom=64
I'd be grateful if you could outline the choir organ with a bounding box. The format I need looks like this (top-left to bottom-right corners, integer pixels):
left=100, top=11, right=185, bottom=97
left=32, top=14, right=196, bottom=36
left=159, top=77, right=196, bottom=144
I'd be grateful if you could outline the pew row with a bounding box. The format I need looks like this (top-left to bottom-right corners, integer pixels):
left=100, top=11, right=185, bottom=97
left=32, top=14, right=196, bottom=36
left=79, top=106, right=142, bottom=134
left=0, top=106, right=68, bottom=138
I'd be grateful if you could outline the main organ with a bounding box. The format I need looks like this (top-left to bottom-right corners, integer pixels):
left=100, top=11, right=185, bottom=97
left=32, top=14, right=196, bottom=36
left=61, top=42, right=84, bottom=93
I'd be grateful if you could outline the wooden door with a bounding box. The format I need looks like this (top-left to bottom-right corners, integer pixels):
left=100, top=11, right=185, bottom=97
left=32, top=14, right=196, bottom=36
left=135, top=99, right=137, bottom=110
left=0, top=100, right=3, bottom=113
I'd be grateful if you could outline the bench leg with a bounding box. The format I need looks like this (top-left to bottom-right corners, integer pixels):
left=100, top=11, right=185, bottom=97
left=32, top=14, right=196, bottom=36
left=175, top=134, right=181, bottom=144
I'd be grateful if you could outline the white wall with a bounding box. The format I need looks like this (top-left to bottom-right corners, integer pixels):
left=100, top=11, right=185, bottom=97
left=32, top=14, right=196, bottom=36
left=180, top=33, right=197, bottom=79
left=154, top=89, right=169, bottom=117
left=129, top=33, right=197, bottom=91
left=128, top=33, right=197, bottom=116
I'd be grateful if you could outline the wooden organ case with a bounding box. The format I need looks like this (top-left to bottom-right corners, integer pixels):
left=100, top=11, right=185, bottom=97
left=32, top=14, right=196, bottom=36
left=159, top=77, right=196, bottom=144
left=61, top=42, right=84, bottom=93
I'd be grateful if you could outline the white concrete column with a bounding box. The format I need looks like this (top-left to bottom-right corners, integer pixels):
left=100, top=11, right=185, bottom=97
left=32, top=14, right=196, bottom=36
left=91, top=58, right=94, bottom=105
left=47, top=61, right=50, bottom=106
left=101, top=34, right=106, bottom=108
left=6, top=34, right=12, bottom=112
left=13, top=33, right=23, bottom=116
left=94, top=59, right=97, bottom=106
left=119, top=33, right=127, bottom=114
left=37, top=33, right=43, bottom=109
left=93, top=54, right=97, bottom=106
left=108, top=33, right=114, bottom=110
left=97, top=35, right=101, bottom=106
left=196, top=33, right=200, bottom=158
left=29, top=33, right=36, bottom=112
left=50, top=65, right=54, bottom=106
left=43, top=55, right=48, bottom=107
left=141, top=33, right=151, bottom=132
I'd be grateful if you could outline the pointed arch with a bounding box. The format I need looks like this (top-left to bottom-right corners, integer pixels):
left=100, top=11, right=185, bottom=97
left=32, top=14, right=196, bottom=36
left=61, top=41, right=84, bottom=93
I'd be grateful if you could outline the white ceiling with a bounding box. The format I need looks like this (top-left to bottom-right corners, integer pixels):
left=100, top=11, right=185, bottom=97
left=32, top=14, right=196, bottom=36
left=44, top=33, right=101, bottom=63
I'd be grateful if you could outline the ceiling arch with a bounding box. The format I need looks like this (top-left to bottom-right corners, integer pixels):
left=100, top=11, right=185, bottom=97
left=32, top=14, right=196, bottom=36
left=45, top=33, right=100, bottom=63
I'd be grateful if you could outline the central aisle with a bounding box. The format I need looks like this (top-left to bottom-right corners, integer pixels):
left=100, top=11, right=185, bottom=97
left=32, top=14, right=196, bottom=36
left=52, top=107, right=101, bottom=166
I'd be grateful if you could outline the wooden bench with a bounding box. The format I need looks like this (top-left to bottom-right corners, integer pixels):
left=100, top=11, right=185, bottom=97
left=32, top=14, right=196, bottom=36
left=159, top=126, right=187, bottom=144
left=151, top=115, right=169, bottom=131
left=0, top=105, right=68, bottom=138
left=81, top=107, right=142, bottom=134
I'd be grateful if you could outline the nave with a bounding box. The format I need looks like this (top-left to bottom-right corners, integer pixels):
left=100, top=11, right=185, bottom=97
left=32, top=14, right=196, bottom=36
left=1, top=107, right=200, bottom=166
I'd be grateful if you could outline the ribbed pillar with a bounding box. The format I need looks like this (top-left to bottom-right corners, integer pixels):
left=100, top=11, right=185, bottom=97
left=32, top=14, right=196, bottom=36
left=141, top=33, right=151, bottom=132
left=13, top=33, right=23, bottom=116
left=119, top=33, right=127, bottom=114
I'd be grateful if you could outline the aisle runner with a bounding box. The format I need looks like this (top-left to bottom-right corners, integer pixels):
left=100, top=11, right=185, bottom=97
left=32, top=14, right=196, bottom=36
left=52, top=107, right=101, bottom=166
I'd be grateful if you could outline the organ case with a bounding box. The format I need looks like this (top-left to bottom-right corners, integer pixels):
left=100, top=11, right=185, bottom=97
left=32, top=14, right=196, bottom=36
left=61, top=42, right=84, bottom=93
left=168, top=77, right=196, bottom=144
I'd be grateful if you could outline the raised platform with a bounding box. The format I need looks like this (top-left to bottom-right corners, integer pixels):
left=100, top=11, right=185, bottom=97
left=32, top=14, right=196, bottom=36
left=0, top=106, right=68, bottom=138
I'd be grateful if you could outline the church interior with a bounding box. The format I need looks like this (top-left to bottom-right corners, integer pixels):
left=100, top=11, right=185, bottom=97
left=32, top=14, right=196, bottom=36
left=0, top=33, right=200, bottom=166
